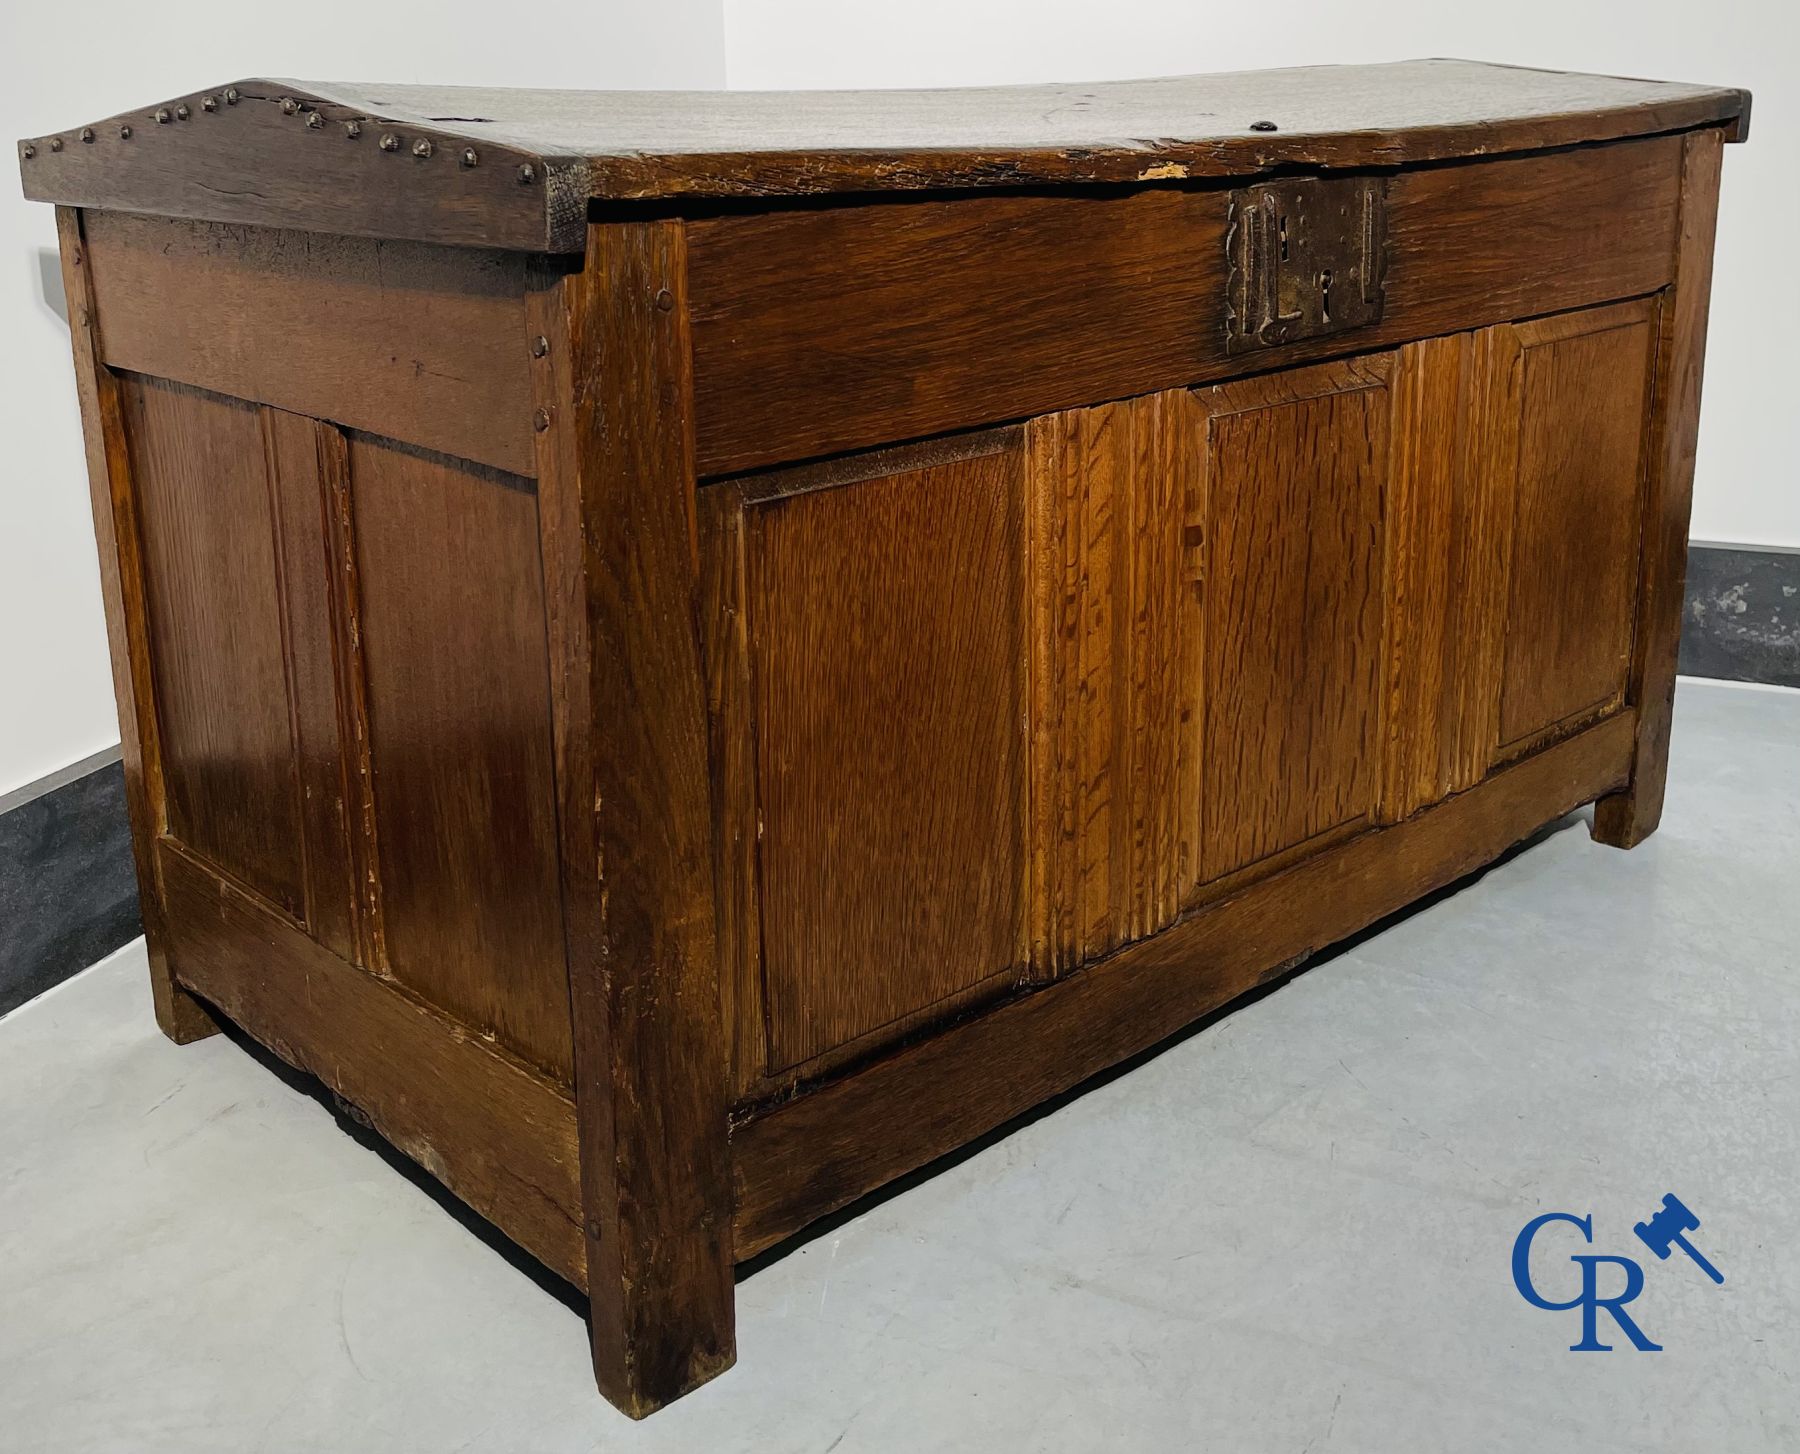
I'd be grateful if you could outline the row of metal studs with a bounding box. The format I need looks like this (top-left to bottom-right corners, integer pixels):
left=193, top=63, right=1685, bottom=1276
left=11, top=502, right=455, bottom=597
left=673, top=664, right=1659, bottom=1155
left=22, top=86, right=540, bottom=185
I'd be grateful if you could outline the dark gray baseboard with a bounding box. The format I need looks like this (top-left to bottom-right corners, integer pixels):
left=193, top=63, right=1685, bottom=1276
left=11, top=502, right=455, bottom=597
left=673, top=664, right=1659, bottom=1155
left=0, top=749, right=141, bottom=1018
left=1680, top=543, right=1800, bottom=689
left=0, top=542, right=1793, bottom=1019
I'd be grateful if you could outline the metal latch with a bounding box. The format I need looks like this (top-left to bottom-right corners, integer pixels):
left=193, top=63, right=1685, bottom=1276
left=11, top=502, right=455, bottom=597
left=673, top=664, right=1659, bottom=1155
left=1226, top=175, right=1387, bottom=353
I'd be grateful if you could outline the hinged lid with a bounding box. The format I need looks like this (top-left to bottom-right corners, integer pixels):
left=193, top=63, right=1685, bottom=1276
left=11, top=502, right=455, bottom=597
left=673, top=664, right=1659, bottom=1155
left=17, top=60, right=1748, bottom=253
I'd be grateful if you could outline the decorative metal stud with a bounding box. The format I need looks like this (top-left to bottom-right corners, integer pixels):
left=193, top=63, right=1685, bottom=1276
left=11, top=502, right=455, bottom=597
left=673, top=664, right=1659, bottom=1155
left=281, top=97, right=300, bottom=116
left=80, top=127, right=95, bottom=144
left=460, top=147, right=479, bottom=168
left=50, top=137, right=63, bottom=152
left=305, top=112, right=323, bottom=129
left=411, top=138, right=433, bottom=158
left=119, top=125, right=133, bottom=140
left=201, top=95, right=218, bottom=113
left=224, top=88, right=239, bottom=105
left=532, top=407, right=552, bottom=433
left=344, top=119, right=362, bottom=138
left=517, top=163, right=536, bottom=184
left=154, top=108, right=171, bottom=124
left=654, top=288, right=674, bottom=312
left=1249, top=119, right=1278, bottom=132
left=530, top=335, right=549, bottom=358
left=175, top=103, right=190, bottom=121
left=21, top=143, right=35, bottom=160
left=379, top=133, right=400, bottom=152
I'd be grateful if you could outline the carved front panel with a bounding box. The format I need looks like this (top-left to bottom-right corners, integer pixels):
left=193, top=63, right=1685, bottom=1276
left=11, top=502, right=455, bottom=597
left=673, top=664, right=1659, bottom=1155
left=1379, top=328, right=1522, bottom=819
left=1023, top=392, right=1205, bottom=972
left=704, top=303, right=1662, bottom=1084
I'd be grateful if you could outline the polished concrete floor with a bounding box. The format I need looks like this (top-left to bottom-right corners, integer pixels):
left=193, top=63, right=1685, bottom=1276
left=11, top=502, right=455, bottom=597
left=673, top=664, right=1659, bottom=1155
left=2, top=679, right=1796, bottom=1453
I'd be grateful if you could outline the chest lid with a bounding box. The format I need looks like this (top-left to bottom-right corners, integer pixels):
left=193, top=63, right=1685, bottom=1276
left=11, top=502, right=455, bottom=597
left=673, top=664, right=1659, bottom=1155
left=18, top=60, right=1747, bottom=253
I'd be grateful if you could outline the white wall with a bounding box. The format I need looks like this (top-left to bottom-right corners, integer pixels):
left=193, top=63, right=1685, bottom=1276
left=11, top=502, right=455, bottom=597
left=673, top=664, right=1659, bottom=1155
left=725, top=0, right=1797, bottom=554
left=0, top=1, right=725, bottom=796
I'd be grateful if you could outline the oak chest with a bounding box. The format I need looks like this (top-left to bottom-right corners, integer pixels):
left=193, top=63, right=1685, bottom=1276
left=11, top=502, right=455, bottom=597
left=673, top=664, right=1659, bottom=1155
left=19, top=59, right=1748, bottom=1417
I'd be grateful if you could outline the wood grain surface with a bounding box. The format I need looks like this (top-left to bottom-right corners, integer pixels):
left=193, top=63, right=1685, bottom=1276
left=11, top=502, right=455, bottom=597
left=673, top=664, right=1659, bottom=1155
left=102, top=368, right=576, bottom=1080
left=697, top=481, right=768, bottom=1098
left=731, top=712, right=1636, bottom=1257
left=315, top=427, right=387, bottom=972
left=1025, top=393, right=1203, bottom=971
left=347, top=437, right=573, bottom=1082
left=36, top=84, right=1739, bottom=1417
left=20, top=63, right=1746, bottom=245
left=686, top=136, right=1683, bottom=475
left=264, top=410, right=359, bottom=964
left=158, top=841, right=585, bottom=1286
left=55, top=207, right=217, bottom=1044
left=1381, top=333, right=1476, bottom=822
left=745, top=440, right=1030, bottom=1072
left=687, top=187, right=1220, bottom=475
left=1595, top=128, right=1727, bottom=848
left=21, top=81, right=571, bottom=250
left=1378, top=319, right=1608, bottom=815
left=542, top=220, right=737, bottom=1417
left=1194, top=361, right=1390, bottom=886
left=83, top=212, right=535, bottom=474
left=1497, top=302, right=1656, bottom=755
left=710, top=294, right=1670, bottom=1084
left=122, top=375, right=307, bottom=919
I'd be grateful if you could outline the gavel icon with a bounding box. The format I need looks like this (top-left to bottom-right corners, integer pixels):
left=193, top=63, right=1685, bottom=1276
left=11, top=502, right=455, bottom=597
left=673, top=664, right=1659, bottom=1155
left=1634, top=1194, right=1724, bottom=1284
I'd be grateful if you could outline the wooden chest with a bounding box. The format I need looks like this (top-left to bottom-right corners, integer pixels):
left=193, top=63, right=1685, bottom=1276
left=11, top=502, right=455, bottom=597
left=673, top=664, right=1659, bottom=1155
left=19, top=60, right=1747, bottom=1417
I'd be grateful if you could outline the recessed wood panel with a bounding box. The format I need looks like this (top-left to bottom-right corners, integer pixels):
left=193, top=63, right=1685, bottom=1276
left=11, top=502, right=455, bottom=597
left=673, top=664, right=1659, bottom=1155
left=1381, top=334, right=1473, bottom=822
left=123, top=374, right=306, bottom=918
left=1496, top=304, right=1655, bottom=752
left=347, top=437, right=572, bottom=1081
left=738, top=438, right=1029, bottom=1074
left=1195, top=360, right=1390, bottom=885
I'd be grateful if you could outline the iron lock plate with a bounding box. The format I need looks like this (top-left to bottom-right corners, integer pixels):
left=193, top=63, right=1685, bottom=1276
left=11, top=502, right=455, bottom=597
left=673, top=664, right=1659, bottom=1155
left=1226, top=175, right=1388, bottom=353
